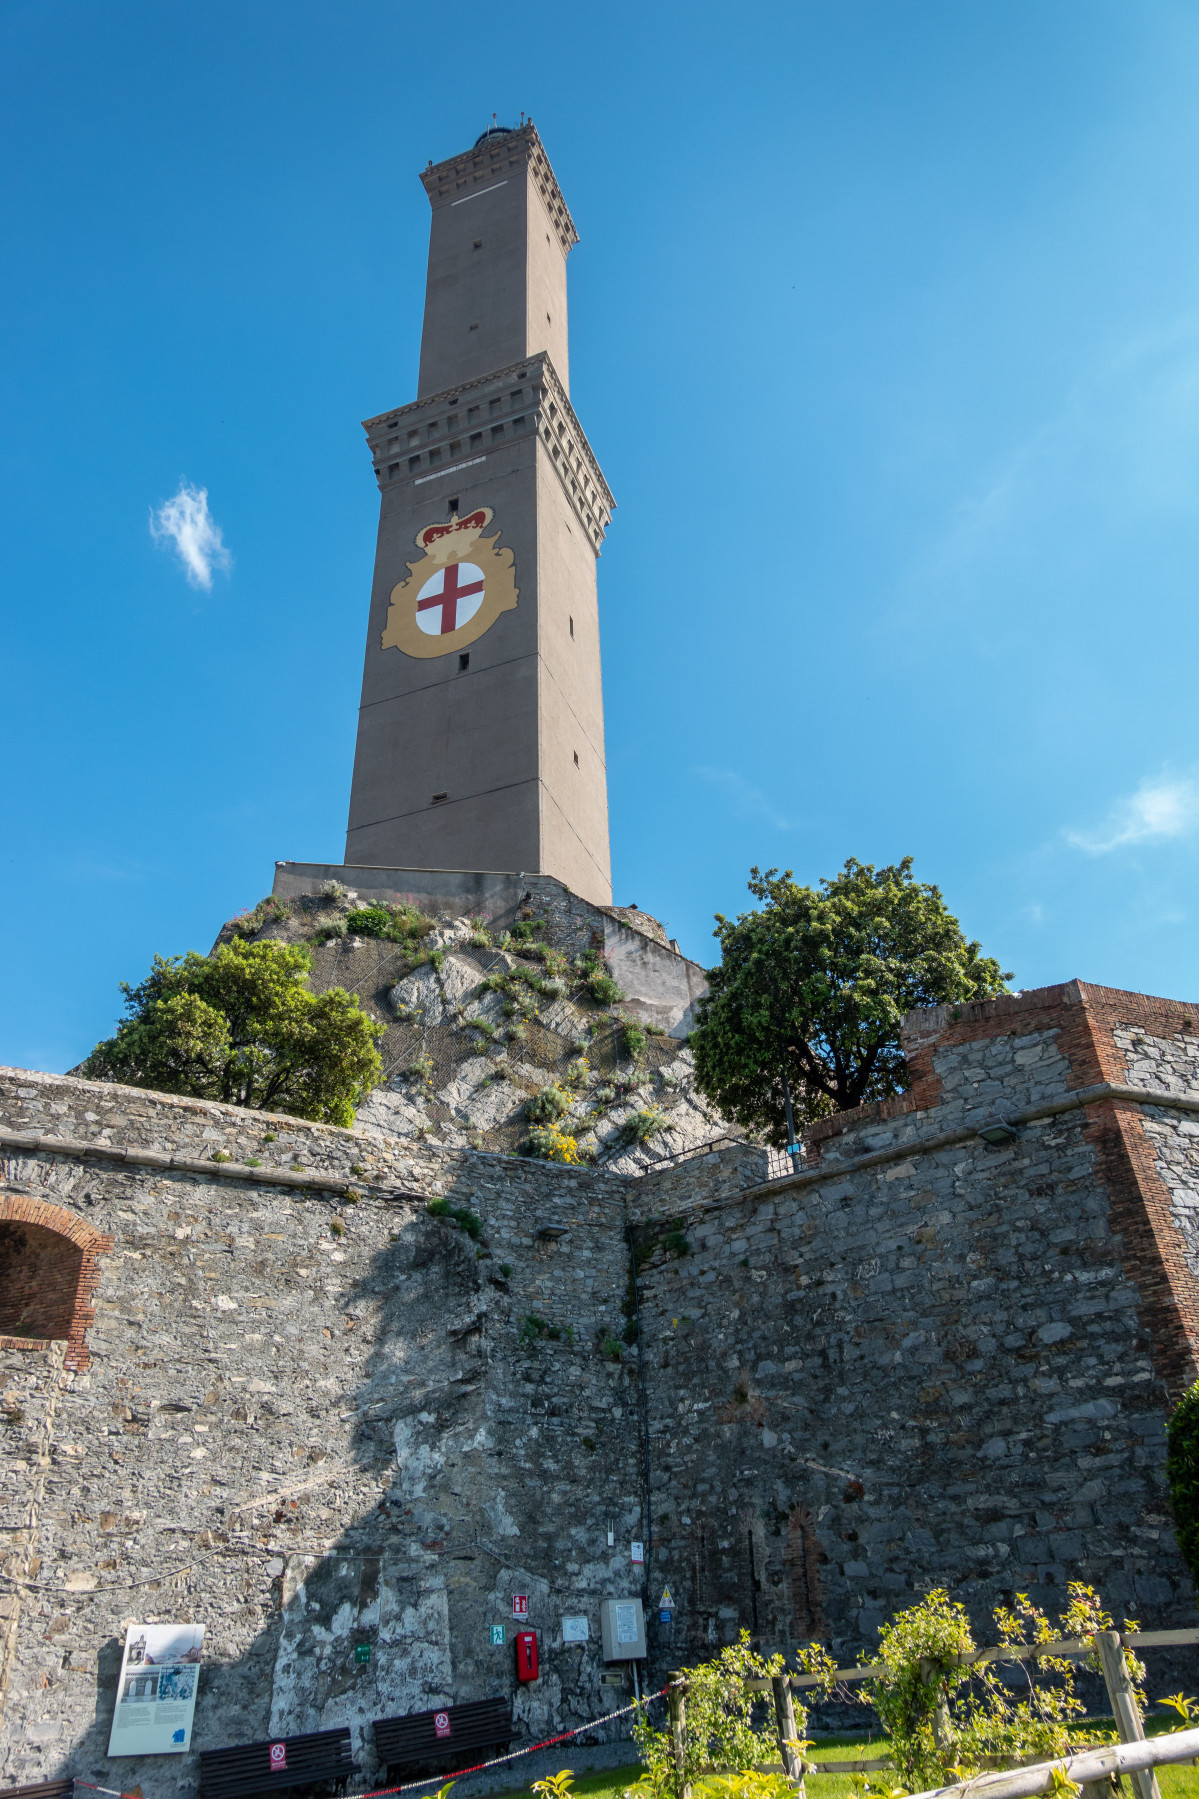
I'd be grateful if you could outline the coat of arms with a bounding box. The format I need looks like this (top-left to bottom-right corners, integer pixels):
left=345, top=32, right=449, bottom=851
left=381, top=508, right=518, bottom=659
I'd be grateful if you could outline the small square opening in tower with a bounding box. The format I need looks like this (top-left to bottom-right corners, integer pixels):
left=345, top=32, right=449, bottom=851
left=448, top=497, right=459, bottom=515
left=458, top=653, right=470, bottom=671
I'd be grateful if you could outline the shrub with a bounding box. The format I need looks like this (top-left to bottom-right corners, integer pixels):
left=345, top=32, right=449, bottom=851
left=520, top=1312, right=565, bottom=1343
left=586, top=967, right=624, bottom=1005
left=465, top=1016, right=496, bottom=1039
left=320, top=880, right=345, bottom=900
left=620, top=1019, right=648, bottom=1061
left=527, top=1084, right=571, bottom=1124
left=407, top=1053, right=434, bottom=1086
left=525, top=1123, right=580, bottom=1164
left=230, top=895, right=290, bottom=938
left=427, top=1197, right=482, bottom=1239
left=79, top=938, right=383, bottom=1127
left=600, top=1334, right=624, bottom=1361
left=623, top=1106, right=666, bottom=1144
left=315, top=918, right=349, bottom=942
left=345, top=903, right=435, bottom=943
left=631, top=1631, right=792, bottom=1799
left=859, top=1584, right=1142, bottom=1792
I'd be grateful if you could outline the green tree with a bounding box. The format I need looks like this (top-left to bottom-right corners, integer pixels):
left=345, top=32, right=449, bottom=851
left=691, top=858, right=1011, bottom=1135
left=80, top=937, right=384, bottom=1127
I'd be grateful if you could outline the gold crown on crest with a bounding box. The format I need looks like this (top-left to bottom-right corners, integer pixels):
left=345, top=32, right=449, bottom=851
left=416, top=508, right=492, bottom=559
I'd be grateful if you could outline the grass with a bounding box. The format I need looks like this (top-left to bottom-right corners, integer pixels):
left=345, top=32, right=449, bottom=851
left=476, top=1719, right=1199, bottom=1799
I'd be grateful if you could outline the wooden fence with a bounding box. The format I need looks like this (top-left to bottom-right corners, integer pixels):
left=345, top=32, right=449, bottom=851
left=665, top=1628, right=1199, bottom=1799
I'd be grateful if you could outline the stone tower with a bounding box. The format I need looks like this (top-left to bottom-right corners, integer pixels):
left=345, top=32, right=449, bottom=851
left=345, top=123, right=614, bottom=905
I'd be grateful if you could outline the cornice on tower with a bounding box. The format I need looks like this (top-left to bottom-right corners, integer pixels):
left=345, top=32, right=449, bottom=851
left=420, top=121, right=579, bottom=258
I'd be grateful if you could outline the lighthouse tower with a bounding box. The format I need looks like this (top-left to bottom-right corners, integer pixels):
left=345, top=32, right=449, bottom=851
left=344, top=124, right=614, bottom=906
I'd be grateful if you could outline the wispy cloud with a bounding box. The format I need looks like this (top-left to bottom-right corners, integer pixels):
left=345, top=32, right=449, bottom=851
left=894, top=311, right=1199, bottom=639
left=694, top=766, right=792, bottom=831
left=150, top=480, right=232, bottom=589
left=1066, top=771, right=1199, bottom=854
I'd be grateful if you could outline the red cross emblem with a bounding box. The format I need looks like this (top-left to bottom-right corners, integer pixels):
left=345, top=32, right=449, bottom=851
left=416, top=560, right=485, bottom=636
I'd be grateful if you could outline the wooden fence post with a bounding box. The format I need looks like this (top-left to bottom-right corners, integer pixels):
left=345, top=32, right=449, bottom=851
left=668, top=1674, right=691, bottom=1799
left=1094, top=1631, right=1161, bottom=1799
left=772, top=1674, right=805, bottom=1794
left=919, top=1658, right=952, bottom=1751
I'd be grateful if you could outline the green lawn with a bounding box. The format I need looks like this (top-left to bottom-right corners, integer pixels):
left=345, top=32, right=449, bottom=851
left=483, top=1718, right=1199, bottom=1799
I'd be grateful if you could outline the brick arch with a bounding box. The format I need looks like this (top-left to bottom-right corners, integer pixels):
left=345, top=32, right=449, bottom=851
left=0, top=1194, right=112, bottom=1369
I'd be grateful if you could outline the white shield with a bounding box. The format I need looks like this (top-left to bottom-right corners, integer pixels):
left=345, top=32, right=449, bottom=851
left=415, top=560, right=485, bottom=636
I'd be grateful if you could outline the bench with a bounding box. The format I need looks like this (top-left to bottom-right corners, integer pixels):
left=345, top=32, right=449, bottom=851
left=373, top=1697, right=513, bottom=1780
left=198, top=1726, right=355, bottom=1799
left=1, top=1783, right=76, bottom=1799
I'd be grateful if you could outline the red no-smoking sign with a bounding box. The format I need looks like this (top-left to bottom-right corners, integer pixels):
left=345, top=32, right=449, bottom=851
left=269, top=1743, right=287, bottom=1772
left=435, top=1711, right=451, bottom=1739
left=512, top=1594, right=529, bottom=1617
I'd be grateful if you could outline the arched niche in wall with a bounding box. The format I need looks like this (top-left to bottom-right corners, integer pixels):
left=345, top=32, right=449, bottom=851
left=0, top=1195, right=112, bottom=1369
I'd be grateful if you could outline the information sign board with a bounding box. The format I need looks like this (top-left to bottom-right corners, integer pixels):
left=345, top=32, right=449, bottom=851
left=107, top=1623, right=205, bottom=1757
left=562, top=1615, right=589, bottom=1643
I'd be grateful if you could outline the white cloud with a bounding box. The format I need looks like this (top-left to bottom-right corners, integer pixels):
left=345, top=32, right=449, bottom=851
left=150, top=480, right=232, bottom=589
left=1066, top=771, right=1199, bottom=854
left=694, top=766, right=792, bottom=831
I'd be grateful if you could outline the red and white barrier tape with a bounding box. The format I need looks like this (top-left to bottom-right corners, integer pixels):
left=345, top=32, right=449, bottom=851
left=73, top=1685, right=669, bottom=1799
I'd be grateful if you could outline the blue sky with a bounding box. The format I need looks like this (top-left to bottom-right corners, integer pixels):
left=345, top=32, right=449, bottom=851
left=5, top=0, right=1199, bottom=1073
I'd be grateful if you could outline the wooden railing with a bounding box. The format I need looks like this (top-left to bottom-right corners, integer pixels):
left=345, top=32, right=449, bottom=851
left=667, top=1628, right=1199, bottom=1799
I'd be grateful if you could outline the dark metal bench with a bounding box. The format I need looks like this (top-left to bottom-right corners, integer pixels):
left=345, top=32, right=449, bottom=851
left=373, top=1698, right=513, bottom=1780
left=198, top=1726, right=355, bottom=1799
left=1, top=1783, right=76, bottom=1799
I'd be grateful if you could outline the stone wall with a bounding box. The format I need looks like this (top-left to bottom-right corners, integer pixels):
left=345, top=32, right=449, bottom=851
left=269, top=863, right=708, bottom=1037
left=627, top=983, right=1199, bottom=1674
left=4, top=978, right=1199, bottom=1790
left=0, top=1070, right=646, bottom=1794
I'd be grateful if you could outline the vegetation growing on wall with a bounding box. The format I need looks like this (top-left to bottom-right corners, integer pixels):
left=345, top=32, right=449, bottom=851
left=1167, top=1378, right=1199, bottom=1582
left=80, top=938, right=383, bottom=1127
left=691, top=858, right=1012, bottom=1137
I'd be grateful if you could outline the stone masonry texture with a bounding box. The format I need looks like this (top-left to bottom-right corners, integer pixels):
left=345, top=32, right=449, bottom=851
left=2, top=979, right=1199, bottom=1791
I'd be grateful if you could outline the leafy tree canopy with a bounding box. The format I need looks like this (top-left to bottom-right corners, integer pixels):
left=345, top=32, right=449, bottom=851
left=80, top=937, right=384, bottom=1127
left=690, top=857, right=1011, bottom=1136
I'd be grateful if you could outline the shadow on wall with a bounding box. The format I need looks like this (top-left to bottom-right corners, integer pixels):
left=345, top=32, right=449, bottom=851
left=69, top=1171, right=642, bottom=1796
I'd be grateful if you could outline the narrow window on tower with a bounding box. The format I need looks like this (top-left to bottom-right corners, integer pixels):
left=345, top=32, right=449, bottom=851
left=573, top=751, right=579, bottom=767
left=458, top=653, right=470, bottom=671
left=569, top=616, right=574, bottom=637
left=431, top=792, right=449, bottom=805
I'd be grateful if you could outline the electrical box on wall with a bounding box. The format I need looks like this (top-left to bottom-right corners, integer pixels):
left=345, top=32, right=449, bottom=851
left=600, top=1597, right=646, bottom=1661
